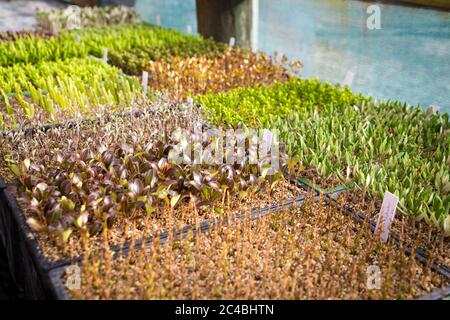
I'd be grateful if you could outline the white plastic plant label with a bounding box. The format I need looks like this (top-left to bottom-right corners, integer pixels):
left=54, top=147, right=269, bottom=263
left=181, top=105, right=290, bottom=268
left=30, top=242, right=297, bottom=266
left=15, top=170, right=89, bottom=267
left=275, top=52, right=283, bottom=64
left=187, top=25, right=193, bottom=34
left=375, top=191, right=399, bottom=243
left=229, top=37, right=236, bottom=47
left=343, top=70, right=354, bottom=87
left=430, top=105, right=441, bottom=112
left=261, top=129, right=273, bottom=152
left=142, top=71, right=149, bottom=96
left=103, top=48, right=108, bottom=63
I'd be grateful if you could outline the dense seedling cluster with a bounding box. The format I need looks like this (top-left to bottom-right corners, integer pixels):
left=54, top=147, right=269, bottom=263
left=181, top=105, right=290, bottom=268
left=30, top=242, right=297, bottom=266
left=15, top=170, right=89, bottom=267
left=142, top=49, right=300, bottom=101
left=0, top=34, right=87, bottom=67
left=1, top=101, right=295, bottom=260
left=108, top=40, right=226, bottom=76
left=0, top=23, right=223, bottom=68
left=0, top=6, right=448, bottom=300
left=107, top=40, right=226, bottom=75
left=0, top=57, right=123, bottom=93
left=0, top=23, right=230, bottom=128
left=0, top=30, right=51, bottom=42
left=196, top=78, right=450, bottom=232
left=334, top=190, right=450, bottom=268
left=0, top=57, right=139, bottom=129
left=71, top=23, right=225, bottom=64
left=67, top=195, right=448, bottom=300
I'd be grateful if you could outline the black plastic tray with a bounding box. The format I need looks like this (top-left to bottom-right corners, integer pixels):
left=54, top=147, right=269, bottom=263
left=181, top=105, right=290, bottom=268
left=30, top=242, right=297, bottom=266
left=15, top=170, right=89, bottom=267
left=2, top=127, right=448, bottom=300
left=48, top=187, right=450, bottom=300
left=4, top=162, right=449, bottom=300
left=1, top=168, right=312, bottom=299
left=1, top=178, right=73, bottom=271
left=48, top=193, right=314, bottom=300
left=0, top=177, right=66, bottom=299
left=297, top=176, right=347, bottom=195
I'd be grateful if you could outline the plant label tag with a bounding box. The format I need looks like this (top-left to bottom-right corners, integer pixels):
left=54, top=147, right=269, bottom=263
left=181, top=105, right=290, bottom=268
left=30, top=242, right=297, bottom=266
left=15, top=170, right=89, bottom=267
left=375, top=191, right=399, bottom=243
left=229, top=37, right=236, bottom=47
left=261, top=129, right=273, bottom=152
left=142, top=71, right=149, bottom=96
left=276, top=52, right=283, bottom=64
left=156, top=15, right=161, bottom=26
left=430, top=105, right=441, bottom=112
left=187, top=25, right=192, bottom=34
left=343, top=70, right=354, bottom=87
left=103, top=48, right=108, bottom=63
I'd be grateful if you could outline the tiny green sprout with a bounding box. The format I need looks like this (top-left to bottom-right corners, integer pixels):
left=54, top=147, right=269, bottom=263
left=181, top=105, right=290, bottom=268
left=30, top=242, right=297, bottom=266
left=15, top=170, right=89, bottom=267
left=9, top=163, right=21, bottom=178
left=170, top=193, right=181, bottom=208
left=60, top=196, right=76, bottom=211
left=61, top=228, right=73, bottom=243
left=75, top=212, right=89, bottom=229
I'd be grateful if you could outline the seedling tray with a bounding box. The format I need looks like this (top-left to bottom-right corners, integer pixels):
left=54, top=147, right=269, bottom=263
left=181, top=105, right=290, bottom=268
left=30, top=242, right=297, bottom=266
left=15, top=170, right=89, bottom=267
left=324, top=194, right=450, bottom=300
left=47, top=184, right=449, bottom=300
left=0, top=177, right=66, bottom=299
left=47, top=189, right=449, bottom=300
left=0, top=104, right=211, bottom=138
left=0, top=110, right=157, bottom=299
left=48, top=193, right=315, bottom=300
left=297, top=176, right=348, bottom=195
left=0, top=70, right=129, bottom=102
left=1, top=178, right=74, bottom=269
left=1, top=160, right=313, bottom=300
left=0, top=108, right=149, bottom=138
left=3, top=117, right=446, bottom=299
left=0, top=107, right=225, bottom=298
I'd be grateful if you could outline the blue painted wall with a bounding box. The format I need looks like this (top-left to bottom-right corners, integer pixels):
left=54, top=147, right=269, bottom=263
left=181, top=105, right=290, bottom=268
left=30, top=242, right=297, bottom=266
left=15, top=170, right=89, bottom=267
left=136, top=0, right=450, bottom=113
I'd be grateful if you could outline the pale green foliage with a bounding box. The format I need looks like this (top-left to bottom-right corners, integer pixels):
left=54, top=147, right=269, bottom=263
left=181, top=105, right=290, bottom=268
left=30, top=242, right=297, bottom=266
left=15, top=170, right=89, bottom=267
left=197, top=78, right=450, bottom=231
